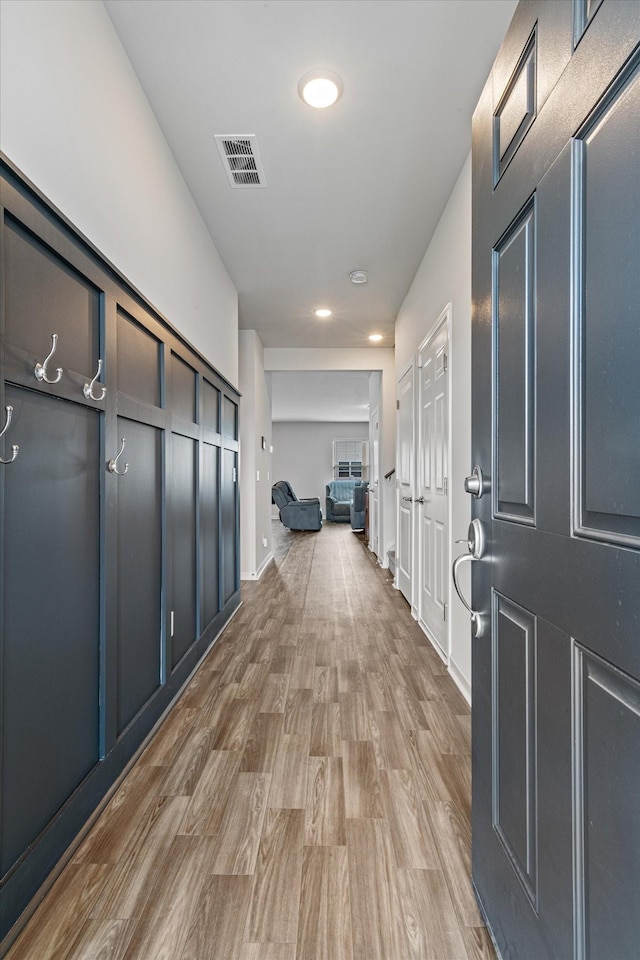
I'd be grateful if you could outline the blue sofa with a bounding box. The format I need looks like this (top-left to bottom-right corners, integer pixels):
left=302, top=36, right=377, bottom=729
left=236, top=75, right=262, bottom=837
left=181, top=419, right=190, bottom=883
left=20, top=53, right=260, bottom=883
left=272, top=480, right=322, bottom=531
left=326, top=479, right=363, bottom=523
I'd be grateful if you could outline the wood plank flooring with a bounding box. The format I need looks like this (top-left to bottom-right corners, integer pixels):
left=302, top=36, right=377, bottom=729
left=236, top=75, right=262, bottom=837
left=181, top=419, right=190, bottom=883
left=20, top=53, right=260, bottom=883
left=5, top=523, right=494, bottom=960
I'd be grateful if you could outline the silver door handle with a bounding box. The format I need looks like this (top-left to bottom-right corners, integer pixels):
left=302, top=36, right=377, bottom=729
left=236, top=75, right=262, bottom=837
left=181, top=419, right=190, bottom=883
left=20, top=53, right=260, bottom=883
left=415, top=496, right=429, bottom=504
left=402, top=496, right=413, bottom=502
left=452, top=519, right=486, bottom=637
left=464, top=465, right=485, bottom=498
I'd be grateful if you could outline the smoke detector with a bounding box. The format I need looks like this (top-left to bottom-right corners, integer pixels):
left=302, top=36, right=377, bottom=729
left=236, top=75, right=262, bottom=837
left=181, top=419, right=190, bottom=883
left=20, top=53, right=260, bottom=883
left=350, top=270, right=368, bottom=284
left=215, top=135, right=266, bottom=188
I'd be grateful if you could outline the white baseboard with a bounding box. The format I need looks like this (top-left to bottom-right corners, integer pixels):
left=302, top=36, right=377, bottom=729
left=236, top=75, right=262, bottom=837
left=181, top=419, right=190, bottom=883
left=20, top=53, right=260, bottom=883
left=241, top=551, right=274, bottom=582
left=448, top=657, right=472, bottom=706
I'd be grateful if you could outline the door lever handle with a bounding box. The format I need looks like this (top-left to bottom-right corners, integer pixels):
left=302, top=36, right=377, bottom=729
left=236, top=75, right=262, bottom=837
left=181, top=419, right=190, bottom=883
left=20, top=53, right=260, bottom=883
left=452, top=519, right=486, bottom=637
left=402, top=496, right=413, bottom=502
left=414, top=496, right=426, bottom=504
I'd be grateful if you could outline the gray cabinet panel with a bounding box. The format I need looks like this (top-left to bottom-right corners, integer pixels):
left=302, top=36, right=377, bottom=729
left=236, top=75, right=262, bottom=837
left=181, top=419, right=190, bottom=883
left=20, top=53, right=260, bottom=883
left=222, top=448, right=238, bottom=605
left=117, top=309, right=162, bottom=408
left=116, top=418, right=162, bottom=732
left=201, top=442, right=220, bottom=626
left=1, top=387, right=100, bottom=876
left=171, top=433, right=197, bottom=667
left=221, top=395, right=238, bottom=440
left=202, top=380, right=220, bottom=432
left=171, top=353, right=197, bottom=424
left=3, top=216, right=99, bottom=380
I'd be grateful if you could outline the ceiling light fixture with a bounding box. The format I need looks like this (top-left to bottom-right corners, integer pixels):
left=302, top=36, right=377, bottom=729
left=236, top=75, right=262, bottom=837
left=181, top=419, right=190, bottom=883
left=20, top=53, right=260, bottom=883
left=350, top=270, right=368, bottom=284
left=369, top=334, right=383, bottom=342
left=314, top=308, right=332, bottom=318
left=298, top=70, right=343, bottom=109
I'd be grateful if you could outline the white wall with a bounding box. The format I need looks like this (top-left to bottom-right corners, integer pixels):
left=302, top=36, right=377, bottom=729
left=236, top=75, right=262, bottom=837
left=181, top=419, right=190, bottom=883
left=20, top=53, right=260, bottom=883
left=395, top=153, right=473, bottom=701
left=264, top=347, right=396, bottom=564
left=272, top=421, right=369, bottom=513
left=239, top=331, right=273, bottom=579
left=0, top=0, right=238, bottom=386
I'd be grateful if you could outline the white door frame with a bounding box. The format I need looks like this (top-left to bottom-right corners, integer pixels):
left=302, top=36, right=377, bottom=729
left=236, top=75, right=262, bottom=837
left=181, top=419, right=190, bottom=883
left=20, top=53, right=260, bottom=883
left=416, top=303, right=452, bottom=663
left=396, top=358, right=415, bottom=607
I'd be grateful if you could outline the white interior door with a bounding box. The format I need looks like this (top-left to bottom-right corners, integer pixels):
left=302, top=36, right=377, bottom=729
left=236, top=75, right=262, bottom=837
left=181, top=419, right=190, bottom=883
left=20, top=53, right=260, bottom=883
left=417, top=316, right=449, bottom=659
left=369, top=406, right=379, bottom=555
left=396, top=364, right=414, bottom=604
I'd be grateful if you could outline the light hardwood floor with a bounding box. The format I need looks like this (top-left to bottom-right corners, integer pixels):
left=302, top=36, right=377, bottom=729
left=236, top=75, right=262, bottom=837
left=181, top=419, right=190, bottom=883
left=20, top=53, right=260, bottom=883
left=6, top=523, right=495, bottom=960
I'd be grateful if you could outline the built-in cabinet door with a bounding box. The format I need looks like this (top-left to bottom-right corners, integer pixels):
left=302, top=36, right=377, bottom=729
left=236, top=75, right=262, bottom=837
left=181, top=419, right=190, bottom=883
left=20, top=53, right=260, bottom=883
left=114, top=416, right=163, bottom=733
left=171, top=433, right=198, bottom=667
left=221, top=395, right=239, bottom=607
left=201, top=441, right=220, bottom=627
left=221, top=447, right=238, bottom=607
left=0, top=386, right=100, bottom=876
left=201, top=379, right=220, bottom=628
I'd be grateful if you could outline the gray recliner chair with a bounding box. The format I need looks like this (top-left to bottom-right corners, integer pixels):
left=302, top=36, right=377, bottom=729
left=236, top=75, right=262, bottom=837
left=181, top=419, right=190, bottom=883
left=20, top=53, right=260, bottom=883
left=350, top=481, right=368, bottom=531
left=272, top=480, right=322, bottom=531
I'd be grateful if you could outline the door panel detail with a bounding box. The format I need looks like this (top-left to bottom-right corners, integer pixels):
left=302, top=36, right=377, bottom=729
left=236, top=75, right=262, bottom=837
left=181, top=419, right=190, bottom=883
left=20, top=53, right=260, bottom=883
left=493, top=27, right=537, bottom=184
left=572, top=644, right=640, bottom=960
left=492, top=592, right=538, bottom=907
left=573, top=54, right=640, bottom=548
left=493, top=198, right=536, bottom=525
left=422, top=516, right=433, bottom=598
left=573, top=0, right=604, bottom=48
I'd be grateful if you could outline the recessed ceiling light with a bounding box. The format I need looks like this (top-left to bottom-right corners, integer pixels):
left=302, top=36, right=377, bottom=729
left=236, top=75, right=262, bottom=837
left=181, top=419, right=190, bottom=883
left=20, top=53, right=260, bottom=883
left=369, top=334, right=383, bottom=343
left=314, top=308, right=332, bottom=318
left=298, top=70, right=343, bottom=109
left=350, top=270, right=368, bottom=284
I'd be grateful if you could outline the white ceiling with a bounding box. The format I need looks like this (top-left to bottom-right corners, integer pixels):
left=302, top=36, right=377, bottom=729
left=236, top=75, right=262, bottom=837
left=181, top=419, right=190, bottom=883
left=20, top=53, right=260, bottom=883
left=271, top=370, right=371, bottom=422
left=104, top=0, right=517, bottom=350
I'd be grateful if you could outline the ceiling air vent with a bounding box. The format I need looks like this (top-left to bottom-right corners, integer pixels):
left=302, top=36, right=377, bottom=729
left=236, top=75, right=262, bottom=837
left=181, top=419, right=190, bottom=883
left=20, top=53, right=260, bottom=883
left=215, top=134, right=266, bottom=188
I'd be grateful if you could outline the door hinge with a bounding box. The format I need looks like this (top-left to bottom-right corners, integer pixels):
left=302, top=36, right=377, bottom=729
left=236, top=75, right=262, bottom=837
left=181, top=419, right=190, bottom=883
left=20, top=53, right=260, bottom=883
left=232, top=466, right=237, bottom=482
left=396, top=400, right=400, bottom=410
left=444, top=476, right=448, bottom=495
left=418, top=354, right=423, bottom=368
left=443, top=602, right=447, bottom=622
left=443, top=352, right=448, bottom=372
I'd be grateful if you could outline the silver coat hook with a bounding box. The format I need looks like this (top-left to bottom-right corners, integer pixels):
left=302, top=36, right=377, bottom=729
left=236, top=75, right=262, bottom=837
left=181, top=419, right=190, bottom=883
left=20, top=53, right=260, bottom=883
left=107, top=437, right=128, bottom=475
left=0, top=405, right=19, bottom=464
left=83, top=359, right=107, bottom=401
left=34, top=333, right=63, bottom=384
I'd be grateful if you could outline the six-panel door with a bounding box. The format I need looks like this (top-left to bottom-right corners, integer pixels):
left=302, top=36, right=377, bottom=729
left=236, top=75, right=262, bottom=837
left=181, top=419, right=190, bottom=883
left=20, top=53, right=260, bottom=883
left=471, top=3, right=640, bottom=958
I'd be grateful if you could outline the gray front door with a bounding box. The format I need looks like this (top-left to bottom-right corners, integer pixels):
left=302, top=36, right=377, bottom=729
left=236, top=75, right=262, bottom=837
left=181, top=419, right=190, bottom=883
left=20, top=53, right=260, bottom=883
left=471, top=3, right=640, bottom=958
